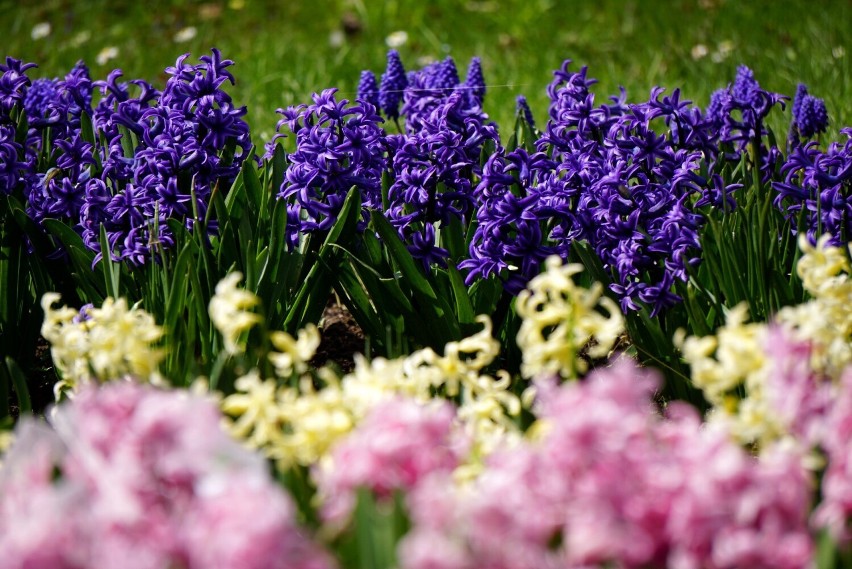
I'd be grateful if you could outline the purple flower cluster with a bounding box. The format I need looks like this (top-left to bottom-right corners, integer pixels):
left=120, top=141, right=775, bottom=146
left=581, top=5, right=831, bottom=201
left=83, top=49, right=250, bottom=263
left=465, top=60, right=720, bottom=313
left=460, top=148, right=579, bottom=294
left=398, top=56, right=488, bottom=135
left=273, top=88, right=386, bottom=248
left=789, top=84, right=829, bottom=144
left=0, top=382, right=334, bottom=568
left=0, top=57, right=35, bottom=121
left=0, top=125, right=24, bottom=194
left=400, top=361, right=814, bottom=569
left=773, top=128, right=852, bottom=245
left=365, top=51, right=489, bottom=135
left=2, top=50, right=250, bottom=265
left=386, top=92, right=499, bottom=267
left=706, top=65, right=788, bottom=178
left=378, top=50, right=408, bottom=121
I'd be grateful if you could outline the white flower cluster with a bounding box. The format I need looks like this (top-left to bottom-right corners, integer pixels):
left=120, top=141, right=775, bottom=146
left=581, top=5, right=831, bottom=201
left=208, top=272, right=262, bottom=355
left=777, top=234, right=852, bottom=377
left=679, top=234, right=852, bottom=448
left=41, top=293, right=164, bottom=400
left=515, top=256, right=624, bottom=380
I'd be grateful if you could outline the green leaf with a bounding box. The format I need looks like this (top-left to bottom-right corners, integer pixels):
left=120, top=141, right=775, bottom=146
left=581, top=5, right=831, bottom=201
left=41, top=219, right=106, bottom=302
left=284, top=188, right=362, bottom=332
left=241, top=154, right=264, bottom=219
left=370, top=211, right=460, bottom=346
left=98, top=224, right=121, bottom=299
left=5, top=357, right=31, bottom=416
left=447, top=264, right=476, bottom=325
left=353, top=488, right=406, bottom=569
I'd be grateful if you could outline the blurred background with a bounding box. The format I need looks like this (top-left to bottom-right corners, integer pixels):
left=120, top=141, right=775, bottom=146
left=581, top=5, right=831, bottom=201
left=3, top=0, right=851, bottom=143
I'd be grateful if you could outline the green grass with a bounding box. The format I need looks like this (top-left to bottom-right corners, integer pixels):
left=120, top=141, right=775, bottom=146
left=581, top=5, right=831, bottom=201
left=3, top=0, right=851, bottom=144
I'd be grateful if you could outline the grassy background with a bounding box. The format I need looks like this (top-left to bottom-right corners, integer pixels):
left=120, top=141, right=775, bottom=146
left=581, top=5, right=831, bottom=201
left=3, top=0, right=851, bottom=144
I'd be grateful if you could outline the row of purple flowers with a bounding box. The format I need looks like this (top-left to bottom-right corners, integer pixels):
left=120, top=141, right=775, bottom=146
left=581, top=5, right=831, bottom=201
left=1, top=49, right=849, bottom=316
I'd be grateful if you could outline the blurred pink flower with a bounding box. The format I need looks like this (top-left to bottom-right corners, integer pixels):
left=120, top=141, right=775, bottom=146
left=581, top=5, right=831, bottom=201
left=314, top=397, right=465, bottom=525
left=0, top=382, right=333, bottom=569
left=401, top=361, right=814, bottom=569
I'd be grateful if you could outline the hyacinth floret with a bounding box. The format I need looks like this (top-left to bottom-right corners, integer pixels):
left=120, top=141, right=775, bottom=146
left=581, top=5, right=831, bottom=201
left=378, top=49, right=407, bottom=120
left=0, top=126, right=24, bottom=194
left=276, top=88, right=386, bottom=248
left=0, top=56, right=35, bottom=121
left=356, top=69, right=379, bottom=108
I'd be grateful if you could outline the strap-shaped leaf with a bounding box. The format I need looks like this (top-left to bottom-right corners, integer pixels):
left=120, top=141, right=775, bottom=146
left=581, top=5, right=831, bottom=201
left=284, top=187, right=362, bottom=332
left=370, top=210, right=460, bottom=345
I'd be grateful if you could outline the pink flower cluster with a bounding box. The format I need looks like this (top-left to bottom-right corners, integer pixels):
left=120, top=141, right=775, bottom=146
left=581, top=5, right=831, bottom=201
left=0, top=382, right=334, bottom=569
left=813, top=368, right=852, bottom=541
left=400, top=362, right=814, bottom=569
left=313, top=397, right=465, bottom=525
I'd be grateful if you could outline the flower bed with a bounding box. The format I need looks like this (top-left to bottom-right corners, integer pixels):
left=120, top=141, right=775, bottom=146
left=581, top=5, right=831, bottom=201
left=1, top=48, right=851, bottom=568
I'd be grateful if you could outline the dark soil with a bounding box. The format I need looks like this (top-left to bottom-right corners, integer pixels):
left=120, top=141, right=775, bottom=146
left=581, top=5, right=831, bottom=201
left=8, top=336, right=56, bottom=419
left=309, top=300, right=366, bottom=374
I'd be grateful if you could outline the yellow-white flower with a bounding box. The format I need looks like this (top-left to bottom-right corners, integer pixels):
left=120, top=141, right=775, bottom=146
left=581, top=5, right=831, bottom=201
left=40, top=294, right=164, bottom=399
left=516, top=256, right=623, bottom=379
left=268, top=325, right=321, bottom=377
left=208, top=272, right=262, bottom=355
left=221, top=370, right=283, bottom=451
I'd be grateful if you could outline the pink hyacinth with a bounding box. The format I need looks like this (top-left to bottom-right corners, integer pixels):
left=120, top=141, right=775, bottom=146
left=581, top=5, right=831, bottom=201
left=761, top=326, right=833, bottom=446
left=400, top=361, right=814, bottom=569
left=813, top=367, right=852, bottom=542
left=0, top=381, right=334, bottom=569
left=313, top=397, right=465, bottom=526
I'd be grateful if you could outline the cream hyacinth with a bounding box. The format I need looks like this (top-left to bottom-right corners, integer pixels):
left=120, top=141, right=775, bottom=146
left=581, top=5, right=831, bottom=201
left=220, top=315, right=522, bottom=474
left=515, top=256, right=624, bottom=380
left=679, top=234, right=852, bottom=448
left=40, top=293, right=164, bottom=399
left=208, top=271, right=262, bottom=355
left=776, top=234, right=852, bottom=378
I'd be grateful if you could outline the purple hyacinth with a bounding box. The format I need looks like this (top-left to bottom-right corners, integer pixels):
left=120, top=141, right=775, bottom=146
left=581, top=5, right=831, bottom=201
left=387, top=92, right=499, bottom=269
left=0, top=57, right=35, bottom=121
left=379, top=50, right=408, bottom=120
left=464, top=57, right=485, bottom=108
left=357, top=70, right=379, bottom=107
left=796, top=94, right=829, bottom=139
left=22, top=78, right=59, bottom=125
left=276, top=88, right=386, bottom=248
left=731, top=65, right=760, bottom=107
left=433, top=56, right=460, bottom=95
left=788, top=83, right=828, bottom=146
left=791, top=83, right=809, bottom=123
left=705, top=65, right=787, bottom=177
left=530, top=60, right=716, bottom=315
left=0, top=126, right=24, bottom=194
left=773, top=130, right=852, bottom=247
left=516, top=95, right=535, bottom=129
left=461, top=147, right=578, bottom=293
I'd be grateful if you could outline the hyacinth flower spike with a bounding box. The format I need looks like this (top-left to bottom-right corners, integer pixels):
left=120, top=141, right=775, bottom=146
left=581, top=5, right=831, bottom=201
left=379, top=49, right=407, bottom=131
